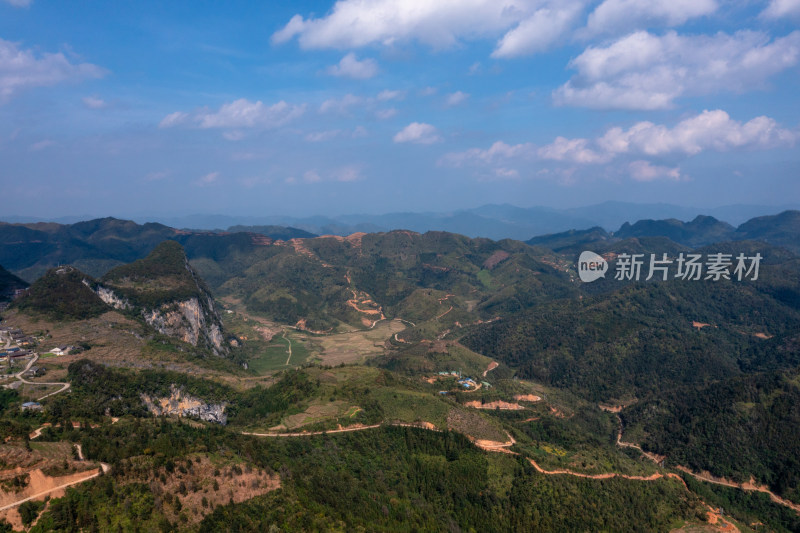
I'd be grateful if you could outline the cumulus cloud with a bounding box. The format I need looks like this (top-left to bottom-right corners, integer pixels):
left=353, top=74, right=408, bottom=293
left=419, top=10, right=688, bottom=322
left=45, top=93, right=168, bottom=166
left=82, top=95, right=107, bottom=109
left=274, top=0, right=581, bottom=58
left=319, top=93, right=362, bottom=114
left=29, top=139, right=54, bottom=152
left=0, top=38, right=106, bottom=102
left=492, top=3, right=583, bottom=58
left=303, top=170, right=322, bottom=183
left=376, top=89, right=405, bottom=101
left=555, top=30, right=800, bottom=110
left=538, top=137, right=611, bottom=164
left=305, top=129, right=341, bottom=142
left=585, top=0, right=717, bottom=35
left=761, top=0, right=800, bottom=18
left=159, top=98, right=305, bottom=130
left=195, top=172, right=219, bottom=187
left=375, top=108, right=397, bottom=119
left=440, top=110, right=794, bottom=178
left=445, top=91, right=469, bottom=106
left=628, top=160, right=684, bottom=182
left=596, top=110, right=796, bottom=156
left=393, top=122, right=441, bottom=144
left=440, top=141, right=536, bottom=167
left=2, top=0, right=32, bottom=7
left=333, top=165, right=363, bottom=182
left=326, top=53, right=378, bottom=79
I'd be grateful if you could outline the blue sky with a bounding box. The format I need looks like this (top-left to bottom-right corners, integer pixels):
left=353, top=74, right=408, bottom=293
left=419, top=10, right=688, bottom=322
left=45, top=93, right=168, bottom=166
left=0, top=0, right=798, bottom=218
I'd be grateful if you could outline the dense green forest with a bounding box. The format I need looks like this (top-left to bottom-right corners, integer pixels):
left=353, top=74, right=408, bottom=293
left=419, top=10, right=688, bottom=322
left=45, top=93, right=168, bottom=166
left=25, top=421, right=701, bottom=532
left=623, top=370, right=800, bottom=503
left=462, top=277, right=800, bottom=400
left=13, top=267, right=109, bottom=321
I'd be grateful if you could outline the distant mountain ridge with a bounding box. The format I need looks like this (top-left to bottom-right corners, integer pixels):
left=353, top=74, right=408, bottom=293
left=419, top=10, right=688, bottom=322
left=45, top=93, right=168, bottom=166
left=3, top=202, right=797, bottom=243
left=0, top=210, right=797, bottom=289
left=528, top=210, right=800, bottom=254
left=0, top=217, right=312, bottom=282
left=130, top=201, right=799, bottom=240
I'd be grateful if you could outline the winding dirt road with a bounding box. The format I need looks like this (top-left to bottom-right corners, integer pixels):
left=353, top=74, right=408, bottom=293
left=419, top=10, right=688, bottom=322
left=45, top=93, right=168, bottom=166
left=10, top=353, right=71, bottom=401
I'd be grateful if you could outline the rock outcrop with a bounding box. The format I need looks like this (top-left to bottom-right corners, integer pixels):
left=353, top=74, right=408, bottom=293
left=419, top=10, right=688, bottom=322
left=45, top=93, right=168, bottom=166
left=97, top=240, right=229, bottom=356
left=141, top=384, right=227, bottom=424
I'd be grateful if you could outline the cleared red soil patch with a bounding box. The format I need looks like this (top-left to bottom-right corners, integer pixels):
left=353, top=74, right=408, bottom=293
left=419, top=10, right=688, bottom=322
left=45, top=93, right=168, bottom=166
left=483, top=361, right=499, bottom=377
left=693, top=321, right=715, bottom=329
left=0, top=467, right=102, bottom=511
left=753, top=332, right=773, bottom=339
left=514, top=394, right=541, bottom=402
left=464, top=400, right=523, bottom=410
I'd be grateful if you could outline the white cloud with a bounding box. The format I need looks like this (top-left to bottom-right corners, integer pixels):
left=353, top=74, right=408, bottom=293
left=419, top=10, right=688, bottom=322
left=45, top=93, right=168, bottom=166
left=585, top=0, right=717, bottom=35
left=274, top=0, right=581, bottom=58
left=393, top=122, right=441, bottom=144
left=376, top=89, right=405, bottom=101
left=195, top=172, right=219, bottom=187
left=597, top=110, right=795, bottom=156
left=159, top=99, right=305, bottom=129
left=555, top=30, right=800, bottom=110
left=303, top=170, right=322, bottom=183
left=333, top=165, right=363, bottom=182
left=319, top=93, right=362, bottom=114
left=29, top=139, right=54, bottom=152
left=761, top=0, right=800, bottom=18
left=493, top=167, right=520, bottom=179
left=159, top=111, right=189, bottom=128
left=440, top=141, right=536, bottom=166
left=144, top=171, right=169, bottom=182
left=222, top=130, right=245, bottom=141
left=0, top=38, right=105, bottom=102
left=419, top=86, right=437, bottom=96
left=198, top=99, right=305, bottom=128
left=628, top=160, right=684, bottom=182
left=492, top=3, right=583, bottom=58
left=439, top=110, right=794, bottom=179
left=305, top=129, right=341, bottom=142
left=538, top=136, right=611, bottom=164
left=2, top=0, right=32, bottom=7
left=326, top=53, right=378, bottom=79
left=352, top=126, right=368, bottom=137
left=375, top=108, right=397, bottom=119
left=445, top=91, right=469, bottom=106
left=82, top=95, right=107, bottom=109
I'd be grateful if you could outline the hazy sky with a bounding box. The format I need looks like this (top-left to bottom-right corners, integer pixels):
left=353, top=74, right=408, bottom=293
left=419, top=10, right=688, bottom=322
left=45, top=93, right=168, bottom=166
left=1, top=0, right=798, bottom=218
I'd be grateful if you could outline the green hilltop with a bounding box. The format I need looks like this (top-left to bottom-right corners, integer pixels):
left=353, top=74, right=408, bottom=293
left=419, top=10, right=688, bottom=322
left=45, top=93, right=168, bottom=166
left=13, top=266, right=109, bottom=321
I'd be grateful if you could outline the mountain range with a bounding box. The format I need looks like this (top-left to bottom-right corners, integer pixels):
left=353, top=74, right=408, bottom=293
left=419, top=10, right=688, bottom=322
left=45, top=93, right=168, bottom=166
left=3, top=202, right=798, bottom=242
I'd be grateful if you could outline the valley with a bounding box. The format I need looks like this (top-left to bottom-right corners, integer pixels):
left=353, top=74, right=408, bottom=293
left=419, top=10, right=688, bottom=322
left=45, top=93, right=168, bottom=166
left=0, top=213, right=798, bottom=531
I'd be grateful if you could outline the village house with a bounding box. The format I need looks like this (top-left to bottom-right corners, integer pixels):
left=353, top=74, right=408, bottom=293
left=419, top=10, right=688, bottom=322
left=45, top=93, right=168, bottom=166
left=50, top=345, right=74, bottom=356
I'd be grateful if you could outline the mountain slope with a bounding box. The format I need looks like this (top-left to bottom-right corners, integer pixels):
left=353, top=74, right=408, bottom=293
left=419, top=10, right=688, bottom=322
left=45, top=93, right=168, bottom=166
left=99, top=241, right=229, bottom=356
left=735, top=210, right=800, bottom=253
left=0, top=264, right=27, bottom=302
left=615, top=215, right=736, bottom=248
left=13, top=266, right=110, bottom=320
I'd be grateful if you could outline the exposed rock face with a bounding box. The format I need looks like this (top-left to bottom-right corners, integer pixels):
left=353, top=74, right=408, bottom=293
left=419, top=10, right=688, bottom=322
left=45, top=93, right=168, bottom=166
left=142, top=297, right=226, bottom=356
left=93, top=241, right=229, bottom=357
left=91, top=283, right=131, bottom=310
left=141, top=385, right=226, bottom=424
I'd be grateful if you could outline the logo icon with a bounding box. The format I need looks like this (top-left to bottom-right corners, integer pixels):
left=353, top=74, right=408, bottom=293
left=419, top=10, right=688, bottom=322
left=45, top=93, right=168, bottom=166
left=578, top=251, right=608, bottom=282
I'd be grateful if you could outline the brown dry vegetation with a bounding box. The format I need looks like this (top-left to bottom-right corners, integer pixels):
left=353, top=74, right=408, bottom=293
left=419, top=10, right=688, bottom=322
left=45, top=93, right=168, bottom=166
left=315, top=320, right=405, bottom=366
left=130, top=454, right=280, bottom=526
